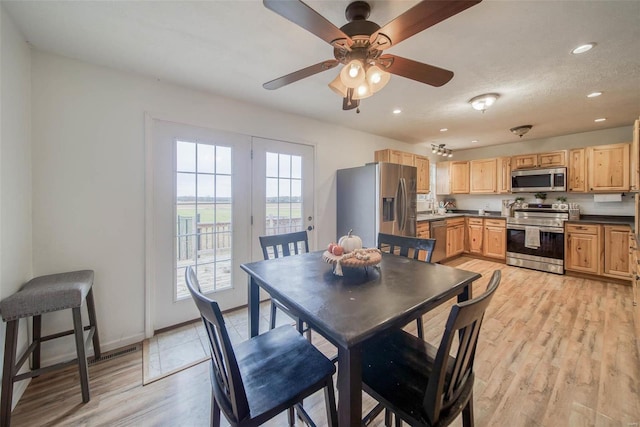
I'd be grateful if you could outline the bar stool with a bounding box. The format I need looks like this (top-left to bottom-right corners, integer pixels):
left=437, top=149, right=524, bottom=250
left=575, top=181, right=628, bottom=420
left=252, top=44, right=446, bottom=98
left=0, top=270, right=100, bottom=426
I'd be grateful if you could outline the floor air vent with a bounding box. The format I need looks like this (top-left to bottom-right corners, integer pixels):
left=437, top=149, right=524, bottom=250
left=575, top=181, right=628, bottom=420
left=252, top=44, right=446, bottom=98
left=89, top=344, right=139, bottom=365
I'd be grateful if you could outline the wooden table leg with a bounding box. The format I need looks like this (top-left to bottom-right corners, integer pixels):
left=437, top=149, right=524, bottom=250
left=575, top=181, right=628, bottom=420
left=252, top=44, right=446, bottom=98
left=337, top=344, right=362, bottom=427
left=248, top=276, right=260, bottom=338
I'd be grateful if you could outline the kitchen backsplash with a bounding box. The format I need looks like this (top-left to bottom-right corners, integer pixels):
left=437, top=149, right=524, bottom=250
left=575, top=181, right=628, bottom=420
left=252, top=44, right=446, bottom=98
left=418, top=193, right=634, bottom=215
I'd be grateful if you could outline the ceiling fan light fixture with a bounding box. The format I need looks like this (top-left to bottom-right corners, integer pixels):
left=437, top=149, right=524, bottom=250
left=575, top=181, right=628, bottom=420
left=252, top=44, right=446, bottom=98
left=340, top=59, right=366, bottom=88
left=353, top=82, right=373, bottom=100
left=469, top=93, right=499, bottom=112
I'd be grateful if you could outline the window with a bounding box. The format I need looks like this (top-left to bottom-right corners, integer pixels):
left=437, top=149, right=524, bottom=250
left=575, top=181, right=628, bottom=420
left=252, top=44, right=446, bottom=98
left=176, top=141, right=232, bottom=298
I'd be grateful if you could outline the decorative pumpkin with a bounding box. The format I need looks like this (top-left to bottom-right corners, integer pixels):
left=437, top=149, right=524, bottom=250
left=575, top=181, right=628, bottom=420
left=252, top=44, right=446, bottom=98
left=331, top=245, right=344, bottom=256
left=338, top=229, right=363, bottom=254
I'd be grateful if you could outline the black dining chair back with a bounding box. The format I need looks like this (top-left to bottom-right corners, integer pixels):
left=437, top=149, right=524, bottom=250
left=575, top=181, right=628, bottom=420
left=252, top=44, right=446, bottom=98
left=185, top=266, right=338, bottom=427
left=362, top=270, right=501, bottom=427
left=378, top=232, right=436, bottom=262
left=259, top=230, right=309, bottom=260
left=259, top=231, right=310, bottom=336
left=377, top=232, right=437, bottom=339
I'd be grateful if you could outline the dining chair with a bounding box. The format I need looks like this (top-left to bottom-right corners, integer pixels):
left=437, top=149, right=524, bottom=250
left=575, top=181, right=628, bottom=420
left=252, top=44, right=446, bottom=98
left=361, top=270, right=501, bottom=427
left=377, top=232, right=437, bottom=339
left=184, top=266, right=338, bottom=427
left=259, top=230, right=311, bottom=339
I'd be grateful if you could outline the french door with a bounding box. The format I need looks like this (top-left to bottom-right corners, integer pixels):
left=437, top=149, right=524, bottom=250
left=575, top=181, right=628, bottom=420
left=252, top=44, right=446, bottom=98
left=148, top=121, right=314, bottom=332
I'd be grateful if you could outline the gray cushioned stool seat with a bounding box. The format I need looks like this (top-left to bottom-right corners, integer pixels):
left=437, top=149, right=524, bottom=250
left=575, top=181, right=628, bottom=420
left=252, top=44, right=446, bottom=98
left=0, top=270, right=100, bottom=427
left=0, top=270, right=94, bottom=321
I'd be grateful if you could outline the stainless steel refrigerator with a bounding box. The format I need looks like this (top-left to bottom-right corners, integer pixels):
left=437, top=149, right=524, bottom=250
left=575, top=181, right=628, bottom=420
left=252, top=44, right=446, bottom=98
left=337, top=162, right=417, bottom=248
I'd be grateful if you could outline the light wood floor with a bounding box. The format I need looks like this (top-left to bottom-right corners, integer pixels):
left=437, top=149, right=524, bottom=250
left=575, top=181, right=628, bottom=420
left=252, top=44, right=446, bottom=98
left=10, top=258, right=640, bottom=426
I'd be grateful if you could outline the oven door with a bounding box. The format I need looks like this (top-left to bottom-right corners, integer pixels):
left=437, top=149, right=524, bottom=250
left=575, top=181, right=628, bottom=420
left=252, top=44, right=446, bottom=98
left=506, top=225, right=564, bottom=260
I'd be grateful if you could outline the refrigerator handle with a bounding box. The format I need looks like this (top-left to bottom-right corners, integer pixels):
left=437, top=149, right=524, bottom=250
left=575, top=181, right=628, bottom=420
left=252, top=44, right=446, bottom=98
left=396, top=178, right=403, bottom=232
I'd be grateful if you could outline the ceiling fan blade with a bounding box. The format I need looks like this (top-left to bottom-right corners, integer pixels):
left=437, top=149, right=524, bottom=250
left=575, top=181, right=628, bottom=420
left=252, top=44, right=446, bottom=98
left=263, top=0, right=352, bottom=47
left=263, top=60, right=339, bottom=90
left=381, top=54, right=454, bottom=87
left=371, top=0, right=482, bottom=49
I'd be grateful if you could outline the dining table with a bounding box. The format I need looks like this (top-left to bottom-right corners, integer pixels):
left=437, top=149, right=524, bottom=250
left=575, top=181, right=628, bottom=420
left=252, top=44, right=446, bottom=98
left=240, top=250, right=481, bottom=427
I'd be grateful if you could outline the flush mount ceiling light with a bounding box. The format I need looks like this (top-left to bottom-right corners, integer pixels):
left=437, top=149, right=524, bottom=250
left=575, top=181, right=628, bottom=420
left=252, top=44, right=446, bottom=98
left=571, top=43, right=596, bottom=54
left=469, top=93, right=499, bottom=113
left=510, top=125, right=533, bottom=138
left=431, top=143, right=453, bottom=158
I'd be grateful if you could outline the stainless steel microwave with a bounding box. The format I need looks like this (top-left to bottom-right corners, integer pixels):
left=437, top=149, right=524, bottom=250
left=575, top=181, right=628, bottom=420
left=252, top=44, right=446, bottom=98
left=511, top=167, right=567, bottom=193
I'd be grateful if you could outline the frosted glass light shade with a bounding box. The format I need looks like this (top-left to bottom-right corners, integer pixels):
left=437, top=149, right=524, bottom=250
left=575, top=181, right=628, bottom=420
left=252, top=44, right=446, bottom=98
left=353, top=82, right=373, bottom=100
left=469, top=93, right=499, bottom=112
left=340, top=60, right=366, bottom=88
left=329, top=74, right=348, bottom=97
left=366, top=65, right=391, bottom=93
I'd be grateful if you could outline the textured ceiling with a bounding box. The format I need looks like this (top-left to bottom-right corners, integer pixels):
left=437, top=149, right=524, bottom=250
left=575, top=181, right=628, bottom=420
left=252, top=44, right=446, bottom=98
left=3, top=0, right=640, bottom=151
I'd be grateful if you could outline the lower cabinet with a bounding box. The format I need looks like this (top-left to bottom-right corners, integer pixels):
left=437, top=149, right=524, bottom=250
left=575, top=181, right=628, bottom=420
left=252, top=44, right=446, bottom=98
left=483, top=219, right=506, bottom=260
left=417, top=221, right=431, bottom=262
left=565, top=222, right=632, bottom=280
left=446, top=218, right=465, bottom=258
left=466, top=218, right=484, bottom=255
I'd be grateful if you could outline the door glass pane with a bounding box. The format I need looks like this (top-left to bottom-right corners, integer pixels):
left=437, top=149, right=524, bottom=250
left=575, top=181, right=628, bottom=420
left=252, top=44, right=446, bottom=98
left=265, top=151, right=303, bottom=236
left=176, top=141, right=233, bottom=299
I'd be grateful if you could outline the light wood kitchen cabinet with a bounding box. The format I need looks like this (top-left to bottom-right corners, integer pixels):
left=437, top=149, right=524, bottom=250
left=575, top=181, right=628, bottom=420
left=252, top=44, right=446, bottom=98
left=512, top=151, right=566, bottom=170
left=483, top=219, right=506, bottom=259
left=436, top=162, right=451, bottom=195
left=603, top=225, right=631, bottom=280
left=450, top=161, right=470, bottom=194
left=446, top=217, right=465, bottom=258
left=565, top=223, right=601, bottom=275
left=466, top=218, right=484, bottom=255
left=414, top=155, right=430, bottom=194
left=631, top=118, right=640, bottom=191
left=417, top=221, right=431, bottom=261
left=470, top=158, right=497, bottom=193
left=375, top=149, right=430, bottom=194
left=497, top=157, right=511, bottom=193
left=374, top=149, right=414, bottom=166
left=568, top=148, right=586, bottom=192
left=587, top=143, right=630, bottom=192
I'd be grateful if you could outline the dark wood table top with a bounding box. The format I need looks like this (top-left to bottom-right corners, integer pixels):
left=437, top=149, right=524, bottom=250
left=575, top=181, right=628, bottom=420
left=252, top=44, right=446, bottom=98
left=241, top=251, right=481, bottom=347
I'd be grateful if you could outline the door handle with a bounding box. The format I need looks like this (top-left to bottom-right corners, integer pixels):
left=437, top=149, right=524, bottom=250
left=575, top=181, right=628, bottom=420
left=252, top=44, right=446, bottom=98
left=307, top=225, right=314, bottom=231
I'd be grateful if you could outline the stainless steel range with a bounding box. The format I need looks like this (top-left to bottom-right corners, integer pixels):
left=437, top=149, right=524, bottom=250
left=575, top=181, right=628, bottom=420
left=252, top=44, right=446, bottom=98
left=506, top=205, right=569, bottom=274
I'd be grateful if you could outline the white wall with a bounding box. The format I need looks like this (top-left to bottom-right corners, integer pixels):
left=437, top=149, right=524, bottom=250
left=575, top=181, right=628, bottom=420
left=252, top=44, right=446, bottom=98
left=0, top=4, right=33, bottom=408
left=30, top=50, right=416, bottom=356
left=430, top=126, right=635, bottom=214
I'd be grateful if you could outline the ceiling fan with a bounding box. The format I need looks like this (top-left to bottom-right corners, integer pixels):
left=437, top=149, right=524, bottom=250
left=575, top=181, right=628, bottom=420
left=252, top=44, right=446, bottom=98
left=262, top=0, right=482, bottom=111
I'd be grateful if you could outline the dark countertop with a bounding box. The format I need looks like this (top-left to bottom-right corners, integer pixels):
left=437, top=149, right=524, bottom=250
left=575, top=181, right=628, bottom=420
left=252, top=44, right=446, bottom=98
left=566, top=215, right=635, bottom=230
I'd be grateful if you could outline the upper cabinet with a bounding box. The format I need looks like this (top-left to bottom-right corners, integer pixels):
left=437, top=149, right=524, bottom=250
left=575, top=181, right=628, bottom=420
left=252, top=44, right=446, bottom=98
left=497, top=157, right=512, bottom=194
left=587, top=143, right=630, bottom=192
left=568, top=148, right=586, bottom=192
left=414, top=155, right=430, bottom=194
left=469, top=158, right=497, bottom=193
left=435, top=161, right=469, bottom=195
left=631, top=118, right=640, bottom=191
left=512, top=150, right=566, bottom=170
left=374, top=149, right=430, bottom=194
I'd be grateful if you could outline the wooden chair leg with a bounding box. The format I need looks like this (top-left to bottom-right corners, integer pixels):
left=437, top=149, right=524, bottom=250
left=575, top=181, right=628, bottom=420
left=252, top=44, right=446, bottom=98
left=269, top=301, right=277, bottom=329
left=72, top=307, right=90, bottom=403
left=32, top=315, right=42, bottom=370
left=85, top=288, right=101, bottom=358
left=462, top=393, right=475, bottom=427
left=1, top=320, right=19, bottom=427
left=324, top=380, right=338, bottom=427
left=416, top=316, right=424, bottom=339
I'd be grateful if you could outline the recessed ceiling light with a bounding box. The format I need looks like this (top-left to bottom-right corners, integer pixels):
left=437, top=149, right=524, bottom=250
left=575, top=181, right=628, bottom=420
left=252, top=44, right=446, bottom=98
left=587, top=91, right=602, bottom=98
left=440, top=128, right=448, bottom=132
left=392, top=109, right=402, bottom=114
left=571, top=43, right=595, bottom=54
left=471, top=140, right=478, bottom=143
left=594, top=118, right=606, bottom=122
